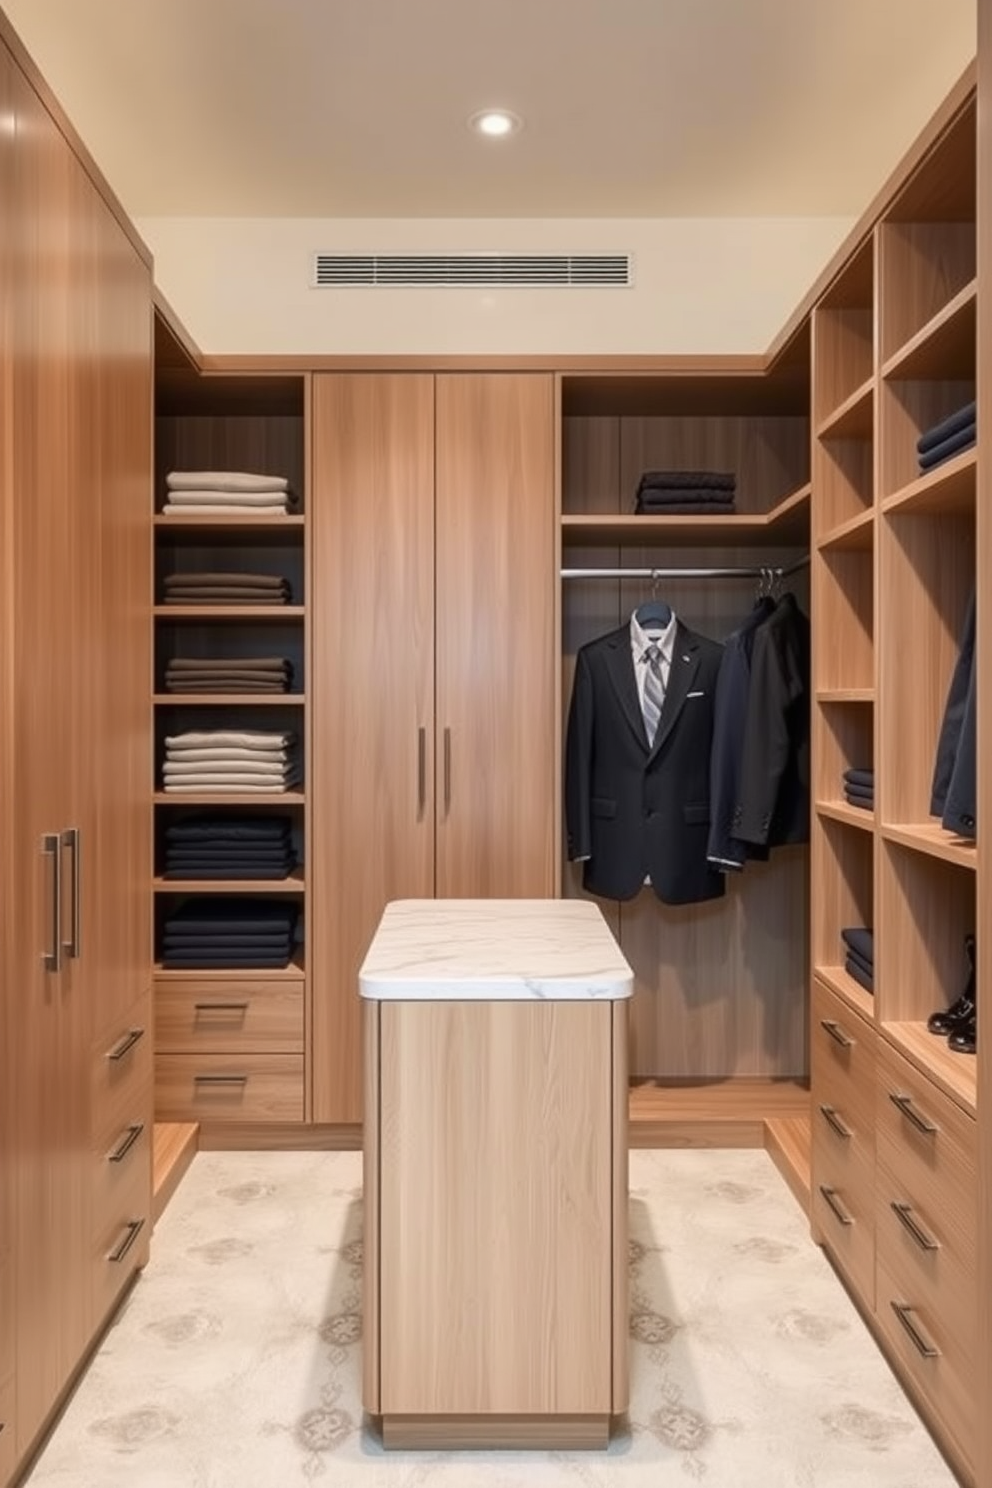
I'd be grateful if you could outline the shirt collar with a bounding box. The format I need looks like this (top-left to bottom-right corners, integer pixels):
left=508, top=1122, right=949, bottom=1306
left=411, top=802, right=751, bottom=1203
left=630, top=608, right=678, bottom=663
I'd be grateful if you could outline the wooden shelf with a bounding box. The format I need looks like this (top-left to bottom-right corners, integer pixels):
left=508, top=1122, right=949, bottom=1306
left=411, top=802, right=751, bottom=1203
left=881, top=446, right=976, bottom=516
left=154, top=514, right=304, bottom=530
left=153, top=693, right=306, bottom=705
left=153, top=606, right=305, bottom=620
left=880, top=821, right=976, bottom=869
left=816, top=800, right=875, bottom=831
left=814, top=965, right=876, bottom=1024
left=561, top=481, right=811, bottom=549
left=881, top=1021, right=976, bottom=1117
left=816, top=375, right=874, bottom=440
left=881, top=278, right=976, bottom=381
left=818, top=507, right=874, bottom=552
left=153, top=869, right=305, bottom=893
left=815, top=687, right=874, bottom=704
left=153, top=791, right=305, bottom=805
left=153, top=954, right=306, bottom=980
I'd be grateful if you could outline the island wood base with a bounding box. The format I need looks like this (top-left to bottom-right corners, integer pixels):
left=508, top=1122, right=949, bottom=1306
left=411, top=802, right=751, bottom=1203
left=379, top=1413, right=611, bottom=1451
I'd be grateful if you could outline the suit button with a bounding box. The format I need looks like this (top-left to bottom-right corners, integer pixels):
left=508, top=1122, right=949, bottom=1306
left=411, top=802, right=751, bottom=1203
left=961, top=814, right=975, bottom=829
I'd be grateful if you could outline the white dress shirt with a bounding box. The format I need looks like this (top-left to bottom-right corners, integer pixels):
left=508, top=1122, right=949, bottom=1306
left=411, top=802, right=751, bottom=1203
left=630, top=608, right=678, bottom=716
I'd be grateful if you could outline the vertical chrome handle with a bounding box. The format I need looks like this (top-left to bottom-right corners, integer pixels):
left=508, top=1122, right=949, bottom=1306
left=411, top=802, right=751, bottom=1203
left=62, top=826, right=81, bottom=958
left=417, top=726, right=426, bottom=814
left=42, top=833, right=62, bottom=973
left=443, top=727, right=451, bottom=815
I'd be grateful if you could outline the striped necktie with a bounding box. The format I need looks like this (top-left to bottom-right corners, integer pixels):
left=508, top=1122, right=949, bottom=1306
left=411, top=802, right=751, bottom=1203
left=642, top=642, right=665, bottom=746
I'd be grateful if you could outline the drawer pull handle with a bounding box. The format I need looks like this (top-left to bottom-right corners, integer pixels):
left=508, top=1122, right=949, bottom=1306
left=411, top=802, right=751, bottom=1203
left=890, top=1301, right=939, bottom=1359
left=106, top=1028, right=144, bottom=1063
left=819, top=1018, right=854, bottom=1049
left=107, top=1218, right=145, bottom=1265
left=890, top=1201, right=939, bottom=1253
left=194, top=1001, right=250, bottom=1013
left=888, top=1092, right=938, bottom=1136
left=42, top=832, right=63, bottom=973
left=819, top=1104, right=852, bottom=1140
left=108, top=1123, right=144, bottom=1164
left=819, top=1184, right=854, bottom=1227
left=194, top=1073, right=249, bottom=1085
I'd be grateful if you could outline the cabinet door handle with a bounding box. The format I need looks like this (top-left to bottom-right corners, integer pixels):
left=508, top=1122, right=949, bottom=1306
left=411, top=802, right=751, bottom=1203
left=194, top=1000, right=250, bottom=1014
left=42, top=833, right=63, bottom=973
left=443, top=727, right=451, bottom=815
left=61, top=826, right=81, bottom=958
left=890, top=1301, right=939, bottom=1359
left=819, top=1184, right=854, bottom=1227
left=417, top=726, right=426, bottom=814
left=107, top=1218, right=145, bottom=1265
left=888, top=1091, right=938, bottom=1136
left=890, top=1201, right=939, bottom=1253
left=108, top=1123, right=145, bottom=1164
left=194, top=1073, right=249, bottom=1085
left=818, top=1104, right=852, bottom=1140
left=106, top=1027, right=145, bottom=1062
left=819, top=1018, right=853, bottom=1049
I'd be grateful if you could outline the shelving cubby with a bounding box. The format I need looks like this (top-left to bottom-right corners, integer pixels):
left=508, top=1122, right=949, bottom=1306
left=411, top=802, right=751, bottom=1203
left=811, top=815, right=875, bottom=1023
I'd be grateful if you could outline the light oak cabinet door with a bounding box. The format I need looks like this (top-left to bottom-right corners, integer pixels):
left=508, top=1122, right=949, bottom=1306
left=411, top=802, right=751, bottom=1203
left=435, top=374, right=557, bottom=898
left=310, top=373, right=557, bottom=1124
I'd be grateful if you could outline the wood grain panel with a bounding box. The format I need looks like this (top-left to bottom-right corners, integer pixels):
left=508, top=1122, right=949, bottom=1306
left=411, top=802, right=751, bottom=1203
left=154, top=413, right=305, bottom=512
left=435, top=374, right=557, bottom=898
left=876, top=833, right=975, bottom=1030
left=0, top=42, right=13, bottom=1448
left=379, top=1000, right=612, bottom=1416
left=813, top=548, right=874, bottom=691
left=362, top=1000, right=380, bottom=1413
left=620, top=415, right=809, bottom=515
left=310, top=373, right=435, bottom=1124
left=878, top=379, right=975, bottom=500
left=611, top=1000, right=629, bottom=1413
left=155, top=979, right=304, bottom=1052
left=814, top=699, right=874, bottom=803
left=90, top=998, right=153, bottom=1151
left=878, top=222, right=976, bottom=366
left=812, top=307, right=874, bottom=426
left=811, top=816, right=873, bottom=977
left=155, top=1054, right=304, bottom=1123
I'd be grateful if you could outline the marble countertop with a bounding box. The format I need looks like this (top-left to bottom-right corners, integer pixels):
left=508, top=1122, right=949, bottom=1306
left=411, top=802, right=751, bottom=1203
left=359, top=898, right=633, bottom=1001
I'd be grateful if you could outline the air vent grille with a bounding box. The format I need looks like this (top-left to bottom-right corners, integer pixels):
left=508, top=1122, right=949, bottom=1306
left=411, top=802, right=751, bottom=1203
left=312, top=253, right=632, bottom=288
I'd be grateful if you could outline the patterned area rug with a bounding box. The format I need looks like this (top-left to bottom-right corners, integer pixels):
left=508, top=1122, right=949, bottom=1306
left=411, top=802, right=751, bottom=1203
left=24, top=1149, right=955, bottom=1487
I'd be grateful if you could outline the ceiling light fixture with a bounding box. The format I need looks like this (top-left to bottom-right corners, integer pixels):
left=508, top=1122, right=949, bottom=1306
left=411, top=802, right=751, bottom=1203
left=469, top=109, right=522, bottom=138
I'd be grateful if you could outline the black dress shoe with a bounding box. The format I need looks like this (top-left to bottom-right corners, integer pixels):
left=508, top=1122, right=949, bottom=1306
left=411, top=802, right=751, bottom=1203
left=927, top=933, right=976, bottom=1035
left=948, top=1011, right=976, bottom=1054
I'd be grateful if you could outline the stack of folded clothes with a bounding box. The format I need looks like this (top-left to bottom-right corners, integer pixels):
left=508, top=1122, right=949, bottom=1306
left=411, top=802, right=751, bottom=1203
left=161, top=572, right=292, bottom=605
left=162, top=815, right=296, bottom=880
left=162, top=471, right=296, bottom=516
left=843, top=767, right=874, bottom=811
left=160, top=897, right=299, bottom=968
left=917, top=401, right=976, bottom=474
left=634, top=470, right=737, bottom=515
left=841, top=927, right=874, bottom=995
left=162, top=730, right=301, bottom=793
left=164, top=656, right=294, bottom=695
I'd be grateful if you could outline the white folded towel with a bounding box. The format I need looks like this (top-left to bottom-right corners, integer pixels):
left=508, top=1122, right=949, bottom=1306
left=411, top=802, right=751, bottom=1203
left=160, top=747, right=291, bottom=764
left=164, top=491, right=289, bottom=508
left=163, top=780, right=301, bottom=793
left=165, top=730, right=295, bottom=750
left=163, top=760, right=292, bottom=778
left=161, top=504, right=290, bottom=517
left=167, top=471, right=289, bottom=493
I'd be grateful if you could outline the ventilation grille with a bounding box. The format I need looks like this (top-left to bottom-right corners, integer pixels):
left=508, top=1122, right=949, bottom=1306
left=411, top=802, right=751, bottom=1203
left=312, top=253, right=632, bottom=288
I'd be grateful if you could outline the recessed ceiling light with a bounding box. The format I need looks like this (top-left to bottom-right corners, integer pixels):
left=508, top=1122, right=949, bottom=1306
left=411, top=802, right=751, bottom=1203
left=469, top=109, right=522, bottom=138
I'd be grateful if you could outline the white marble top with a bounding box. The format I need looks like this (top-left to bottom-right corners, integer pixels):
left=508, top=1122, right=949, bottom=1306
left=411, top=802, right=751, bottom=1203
left=359, top=899, right=633, bottom=1001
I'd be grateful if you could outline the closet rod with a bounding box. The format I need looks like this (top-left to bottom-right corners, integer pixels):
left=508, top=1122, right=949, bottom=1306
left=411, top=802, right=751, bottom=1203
left=560, top=555, right=810, bottom=580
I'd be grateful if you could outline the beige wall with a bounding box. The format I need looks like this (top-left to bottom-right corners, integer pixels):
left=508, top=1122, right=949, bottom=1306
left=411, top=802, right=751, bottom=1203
left=138, top=214, right=854, bottom=356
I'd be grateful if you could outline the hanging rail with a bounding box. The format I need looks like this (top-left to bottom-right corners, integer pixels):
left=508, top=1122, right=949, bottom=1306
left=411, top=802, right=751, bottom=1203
left=560, top=555, right=810, bottom=580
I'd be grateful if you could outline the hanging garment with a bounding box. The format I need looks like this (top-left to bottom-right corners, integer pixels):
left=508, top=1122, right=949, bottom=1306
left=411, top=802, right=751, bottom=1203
left=733, top=592, right=810, bottom=849
left=931, top=588, right=976, bottom=839
left=565, top=614, right=725, bottom=905
left=706, top=595, right=777, bottom=871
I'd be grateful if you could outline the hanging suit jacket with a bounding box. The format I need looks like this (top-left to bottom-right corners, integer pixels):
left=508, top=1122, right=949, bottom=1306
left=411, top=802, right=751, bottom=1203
left=565, top=620, right=726, bottom=905
left=734, top=592, right=810, bottom=848
left=706, top=596, right=776, bottom=871
left=931, top=588, right=976, bottom=838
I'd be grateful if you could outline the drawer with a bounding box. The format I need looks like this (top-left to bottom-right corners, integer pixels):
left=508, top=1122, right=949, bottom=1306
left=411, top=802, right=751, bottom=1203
left=91, top=1116, right=152, bottom=1239
left=155, top=1054, right=304, bottom=1124
left=811, top=1137, right=876, bottom=1306
left=91, top=993, right=153, bottom=1148
left=876, top=1250, right=974, bottom=1477
left=91, top=1155, right=150, bottom=1326
left=0, top=1373, right=14, bottom=1486
left=155, top=978, right=304, bottom=1053
left=876, top=1039, right=976, bottom=1272
left=811, top=979, right=876, bottom=1123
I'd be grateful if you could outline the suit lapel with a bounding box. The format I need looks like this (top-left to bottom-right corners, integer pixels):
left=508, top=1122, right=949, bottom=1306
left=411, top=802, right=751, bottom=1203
left=649, top=626, right=700, bottom=761
left=604, top=627, right=650, bottom=749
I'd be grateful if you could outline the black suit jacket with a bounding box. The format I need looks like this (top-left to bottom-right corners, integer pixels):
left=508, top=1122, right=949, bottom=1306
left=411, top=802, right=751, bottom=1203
left=565, top=621, right=725, bottom=905
left=734, top=593, right=810, bottom=847
left=931, top=588, right=976, bottom=838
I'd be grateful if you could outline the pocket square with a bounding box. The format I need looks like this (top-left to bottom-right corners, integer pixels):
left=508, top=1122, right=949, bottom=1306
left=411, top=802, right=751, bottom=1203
left=686, top=690, right=706, bottom=698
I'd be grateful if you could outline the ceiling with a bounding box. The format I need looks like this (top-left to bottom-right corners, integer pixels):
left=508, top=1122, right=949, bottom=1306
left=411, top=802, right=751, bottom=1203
left=2, top=0, right=977, bottom=220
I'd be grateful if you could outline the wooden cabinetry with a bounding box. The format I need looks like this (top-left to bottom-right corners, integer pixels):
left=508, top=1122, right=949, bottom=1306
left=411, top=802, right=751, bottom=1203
left=810, top=89, right=979, bottom=1485
left=310, top=372, right=557, bottom=1124
left=0, top=19, right=153, bottom=1484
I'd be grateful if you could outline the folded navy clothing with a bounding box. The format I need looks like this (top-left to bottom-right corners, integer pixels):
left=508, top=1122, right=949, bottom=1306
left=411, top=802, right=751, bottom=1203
left=161, top=952, right=295, bottom=969
left=165, top=816, right=293, bottom=843
left=841, top=927, right=874, bottom=965
left=163, top=867, right=296, bottom=881
left=843, top=767, right=874, bottom=788
left=637, top=470, right=736, bottom=493
left=164, top=847, right=295, bottom=863
left=918, top=423, right=975, bottom=471
left=843, top=783, right=874, bottom=800
left=845, top=955, right=874, bottom=994
left=163, top=899, right=298, bottom=935
left=634, top=487, right=736, bottom=507
left=844, top=793, right=874, bottom=811
left=845, top=946, right=874, bottom=982
left=162, top=932, right=293, bottom=950
left=635, top=501, right=739, bottom=515
left=917, top=400, right=976, bottom=455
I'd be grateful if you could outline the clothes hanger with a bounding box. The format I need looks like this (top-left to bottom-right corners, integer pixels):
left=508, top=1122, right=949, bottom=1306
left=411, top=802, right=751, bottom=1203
left=633, top=571, right=672, bottom=629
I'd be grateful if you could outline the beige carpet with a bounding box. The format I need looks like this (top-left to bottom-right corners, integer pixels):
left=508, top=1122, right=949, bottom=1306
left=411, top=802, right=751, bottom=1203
left=23, top=1149, right=956, bottom=1486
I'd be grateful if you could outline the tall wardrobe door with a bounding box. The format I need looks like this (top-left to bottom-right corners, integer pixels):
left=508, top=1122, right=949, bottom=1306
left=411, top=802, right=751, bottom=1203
left=435, top=374, right=557, bottom=898
left=311, top=373, right=435, bottom=1124
left=9, top=66, right=88, bottom=1448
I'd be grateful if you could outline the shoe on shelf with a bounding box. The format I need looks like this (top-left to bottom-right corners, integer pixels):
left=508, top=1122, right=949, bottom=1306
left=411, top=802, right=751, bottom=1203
left=927, top=933, right=976, bottom=1036
left=947, top=1012, right=976, bottom=1055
